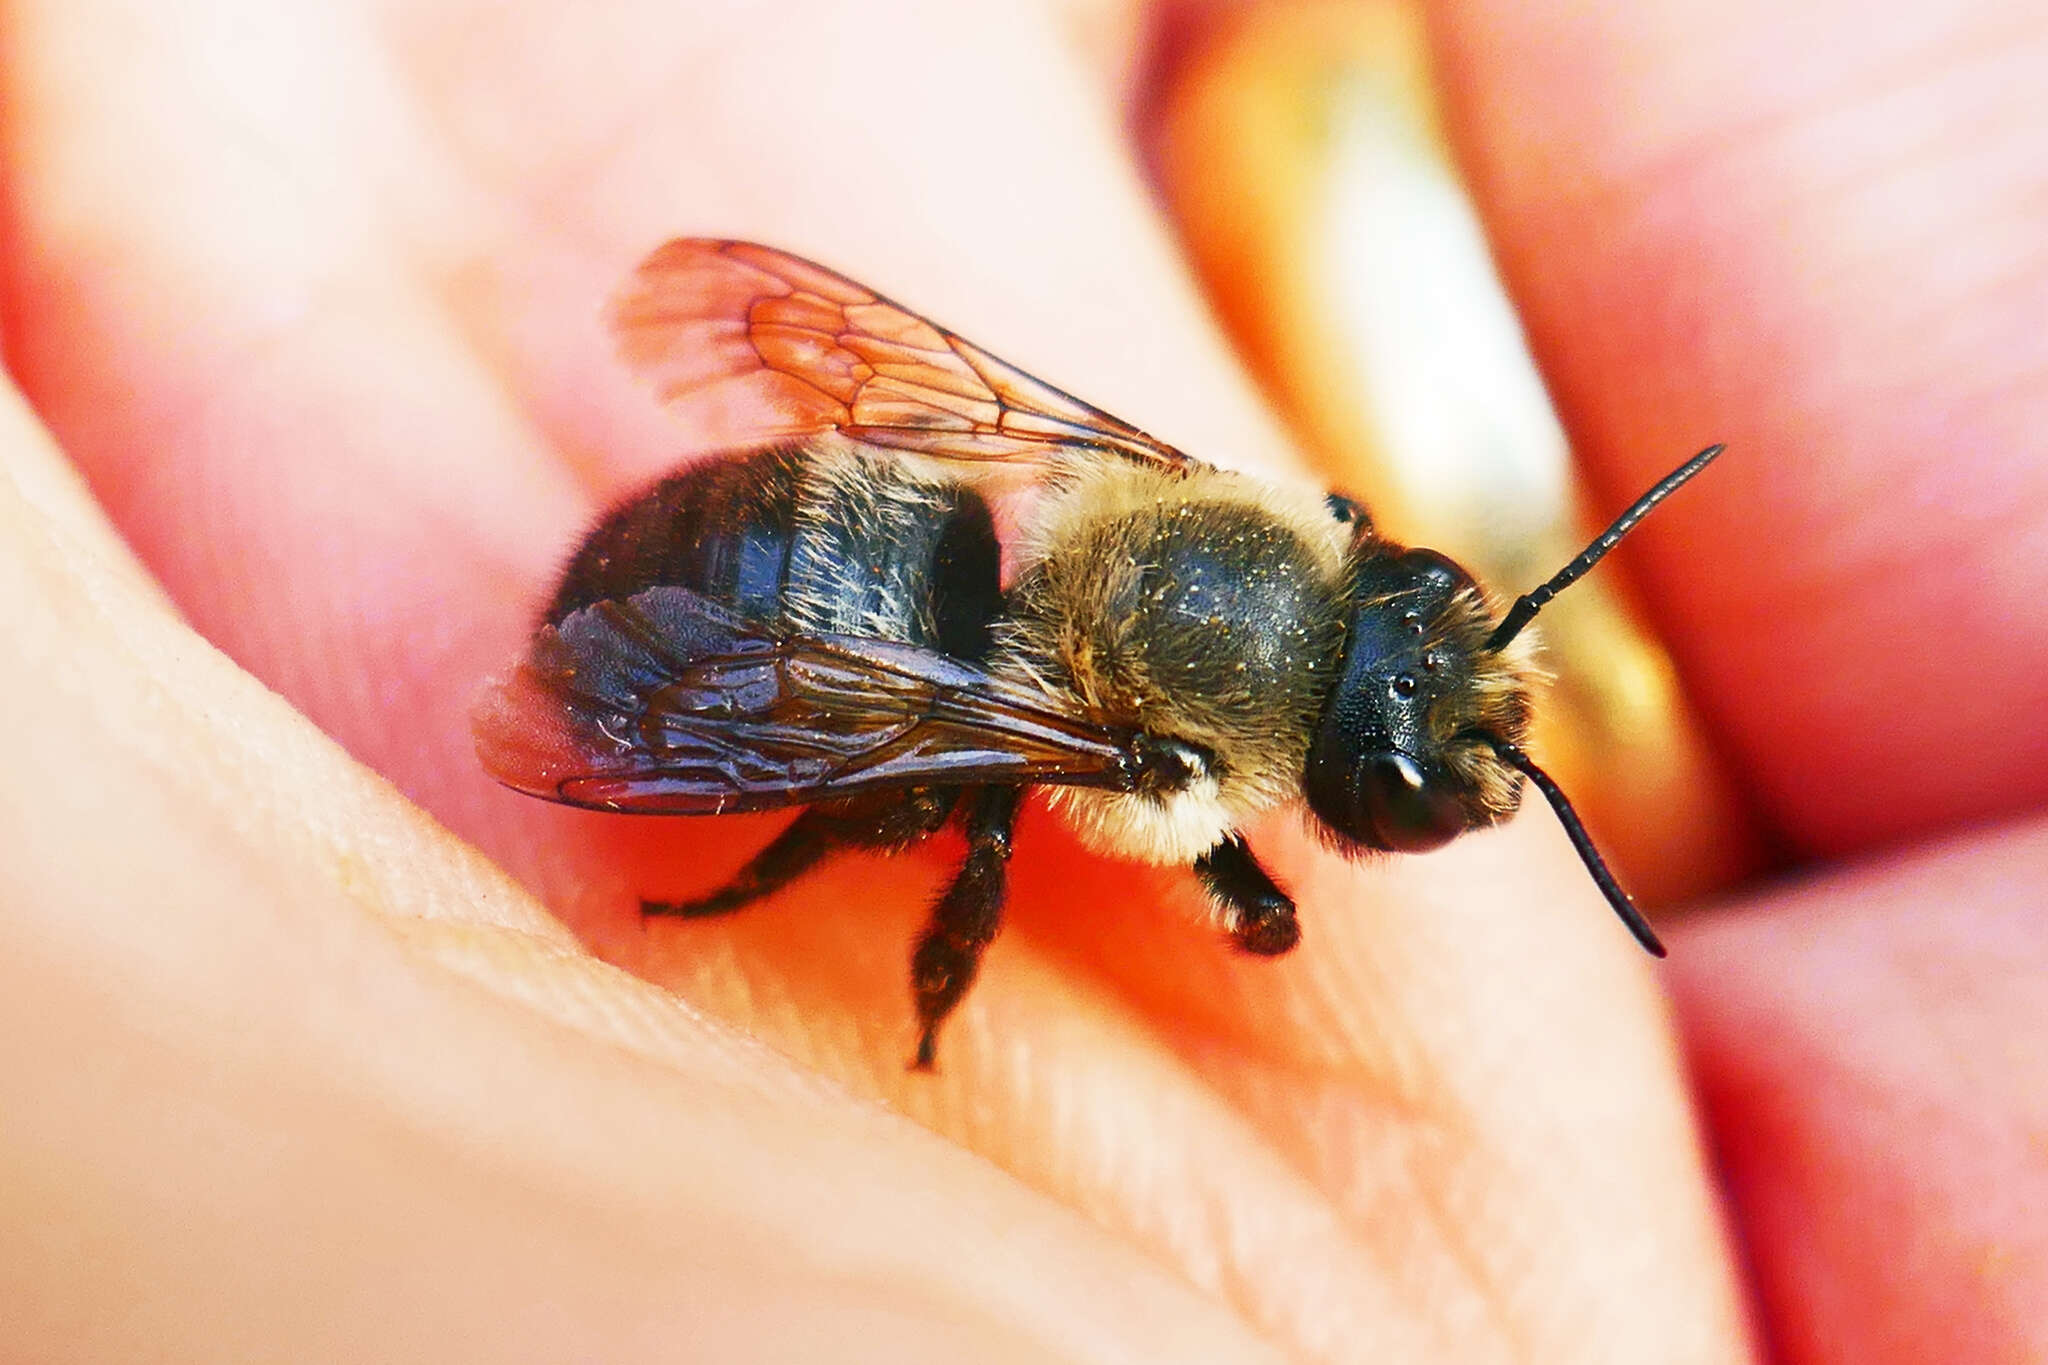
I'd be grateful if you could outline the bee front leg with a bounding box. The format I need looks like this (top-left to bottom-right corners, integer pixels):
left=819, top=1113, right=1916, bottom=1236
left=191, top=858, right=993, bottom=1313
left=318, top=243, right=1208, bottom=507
left=1194, top=835, right=1300, bottom=956
left=909, top=785, right=1023, bottom=1070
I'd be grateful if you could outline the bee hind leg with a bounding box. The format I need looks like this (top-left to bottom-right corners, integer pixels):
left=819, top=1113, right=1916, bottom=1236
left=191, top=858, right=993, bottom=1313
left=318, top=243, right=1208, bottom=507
left=642, top=808, right=843, bottom=918
left=1194, top=835, right=1300, bottom=956
left=645, top=789, right=958, bottom=919
left=909, top=785, right=1023, bottom=1070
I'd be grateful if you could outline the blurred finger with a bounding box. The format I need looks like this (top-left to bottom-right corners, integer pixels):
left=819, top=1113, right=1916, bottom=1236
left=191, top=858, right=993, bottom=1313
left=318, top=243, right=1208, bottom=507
left=1670, top=821, right=2048, bottom=1364
left=1428, top=1, right=2048, bottom=855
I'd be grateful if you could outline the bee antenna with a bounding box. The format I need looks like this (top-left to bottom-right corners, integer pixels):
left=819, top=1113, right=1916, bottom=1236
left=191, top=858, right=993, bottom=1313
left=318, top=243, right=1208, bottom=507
left=1489, top=738, right=1667, bottom=958
left=1485, top=443, right=1724, bottom=653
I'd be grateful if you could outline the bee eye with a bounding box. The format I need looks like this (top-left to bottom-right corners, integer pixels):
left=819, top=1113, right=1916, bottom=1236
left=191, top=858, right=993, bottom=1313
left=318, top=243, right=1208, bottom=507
left=1392, top=673, right=1419, bottom=699
left=1355, top=753, right=1467, bottom=852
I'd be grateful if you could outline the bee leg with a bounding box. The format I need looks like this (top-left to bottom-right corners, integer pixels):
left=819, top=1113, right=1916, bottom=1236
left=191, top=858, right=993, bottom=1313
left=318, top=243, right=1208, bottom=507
left=645, top=790, right=959, bottom=919
left=643, top=808, right=844, bottom=918
left=835, top=787, right=961, bottom=851
left=1194, top=835, right=1300, bottom=956
left=909, top=786, right=1023, bottom=1070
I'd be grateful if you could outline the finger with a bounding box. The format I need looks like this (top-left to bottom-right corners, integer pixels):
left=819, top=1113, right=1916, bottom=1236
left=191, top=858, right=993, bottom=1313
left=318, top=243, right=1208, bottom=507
left=0, top=2, right=1746, bottom=1356
left=1668, top=820, right=2048, bottom=1364
left=1426, top=2, right=2048, bottom=855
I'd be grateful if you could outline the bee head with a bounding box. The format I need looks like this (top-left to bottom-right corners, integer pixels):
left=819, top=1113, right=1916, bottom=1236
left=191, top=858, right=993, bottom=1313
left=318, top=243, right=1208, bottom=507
left=1298, top=441, right=1724, bottom=958
left=1302, top=547, right=1528, bottom=856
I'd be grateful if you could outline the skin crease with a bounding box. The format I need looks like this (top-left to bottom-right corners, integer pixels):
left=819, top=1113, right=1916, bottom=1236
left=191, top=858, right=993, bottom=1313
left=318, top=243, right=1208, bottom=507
left=0, top=2, right=2038, bottom=1363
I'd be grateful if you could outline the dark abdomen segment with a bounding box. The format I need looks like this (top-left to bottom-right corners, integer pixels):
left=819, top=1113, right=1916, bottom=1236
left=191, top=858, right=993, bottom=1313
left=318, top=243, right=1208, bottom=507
left=547, top=444, right=1002, bottom=661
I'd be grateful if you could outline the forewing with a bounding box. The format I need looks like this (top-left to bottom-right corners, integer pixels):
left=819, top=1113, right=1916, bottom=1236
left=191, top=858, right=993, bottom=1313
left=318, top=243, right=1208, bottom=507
left=474, top=586, right=1140, bottom=813
left=609, top=239, right=1201, bottom=474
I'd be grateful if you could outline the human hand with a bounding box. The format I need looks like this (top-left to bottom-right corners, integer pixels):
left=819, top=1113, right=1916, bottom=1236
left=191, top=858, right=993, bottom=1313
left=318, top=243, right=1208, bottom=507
left=1, top=1, right=2038, bottom=1361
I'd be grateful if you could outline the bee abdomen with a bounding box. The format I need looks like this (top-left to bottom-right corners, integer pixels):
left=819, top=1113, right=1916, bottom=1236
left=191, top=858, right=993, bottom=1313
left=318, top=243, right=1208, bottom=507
left=546, top=446, right=805, bottom=626
left=784, top=449, right=1001, bottom=659
left=547, top=444, right=1002, bottom=661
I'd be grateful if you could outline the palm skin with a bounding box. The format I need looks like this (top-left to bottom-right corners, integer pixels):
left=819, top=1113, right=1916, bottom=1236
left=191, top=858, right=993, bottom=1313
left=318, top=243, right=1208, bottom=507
left=0, top=1, right=2041, bottom=1362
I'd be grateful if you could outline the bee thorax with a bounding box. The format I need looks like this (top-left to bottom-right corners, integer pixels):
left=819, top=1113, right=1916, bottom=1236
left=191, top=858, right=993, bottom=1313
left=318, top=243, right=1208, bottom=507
left=1001, top=463, right=1352, bottom=864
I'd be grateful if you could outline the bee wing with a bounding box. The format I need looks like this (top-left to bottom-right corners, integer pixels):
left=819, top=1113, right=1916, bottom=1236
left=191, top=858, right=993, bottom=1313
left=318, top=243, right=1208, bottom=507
left=474, top=586, right=1141, bottom=813
left=609, top=239, right=1201, bottom=474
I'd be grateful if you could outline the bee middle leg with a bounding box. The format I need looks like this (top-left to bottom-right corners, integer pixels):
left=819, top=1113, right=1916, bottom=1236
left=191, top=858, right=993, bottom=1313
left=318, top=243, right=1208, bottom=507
left=909, top=785, right=1023, bottom=1070
left=645, top=788, right=958, bottom=918
left=1194, top=835, right=1300, bottom=955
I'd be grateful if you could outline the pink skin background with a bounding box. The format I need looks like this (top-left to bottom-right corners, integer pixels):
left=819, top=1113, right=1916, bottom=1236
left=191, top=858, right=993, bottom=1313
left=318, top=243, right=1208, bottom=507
left=0, top=0, right=2041, bottom=1361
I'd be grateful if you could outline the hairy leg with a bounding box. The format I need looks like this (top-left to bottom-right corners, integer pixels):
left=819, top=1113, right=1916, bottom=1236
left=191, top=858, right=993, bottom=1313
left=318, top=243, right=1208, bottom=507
left=646, top=789, right=957, bottom=918
left=909, top=786, right=1022, bottom=1069
left=1194, top=835, right=1300, bottom=956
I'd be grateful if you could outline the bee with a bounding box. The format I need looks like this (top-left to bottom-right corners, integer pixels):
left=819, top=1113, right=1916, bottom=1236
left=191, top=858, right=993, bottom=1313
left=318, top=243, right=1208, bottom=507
left=475, top=240, right=1721, bottom=1069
